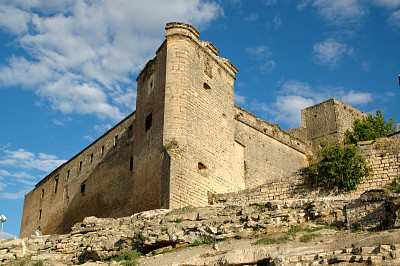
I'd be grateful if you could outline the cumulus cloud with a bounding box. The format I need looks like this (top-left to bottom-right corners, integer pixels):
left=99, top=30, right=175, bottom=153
left=0, top=0, right=222, bottom=121
left=252, top=79, right=373, bottom=128
left=312, top=0, right=366, bottom=24
left=312, top=39, right=354, bottom=67
left=0, top=148, right=66, bottom=172
left=0, top=146, right=66, bottom=199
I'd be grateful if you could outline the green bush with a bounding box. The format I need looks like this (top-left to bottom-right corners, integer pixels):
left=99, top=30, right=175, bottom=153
left=344, top=109, right=396, bottom=144
left=385, top=177, right=400, bottom=193
left=308, top=142, right=372, bottom=191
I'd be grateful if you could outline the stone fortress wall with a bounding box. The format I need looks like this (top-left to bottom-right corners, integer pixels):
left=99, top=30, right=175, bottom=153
left=211, top=137, right=400, bottom=205
left=20, top=22, right=399, bottom=238
left=20, top=112, right=136, bottom=237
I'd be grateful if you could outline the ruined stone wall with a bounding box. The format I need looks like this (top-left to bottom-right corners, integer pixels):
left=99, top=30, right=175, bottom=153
left=163, top=22, right=245, bottom=209
left=212, top=137, right=400, bottom=205
left=234, top=106, right=309, bottom=188
left=20, top=113, right=135, bottom=237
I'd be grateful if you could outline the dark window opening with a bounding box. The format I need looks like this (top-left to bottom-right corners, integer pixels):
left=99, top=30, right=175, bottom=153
left=114, top=135, right=119, bottom=146
left=90, top=153, right=93, bottom=164
left=41, top=189, right=44, bottom=199
left=101, top=145, right=105, bottom=156
left=54, top=177, right=59, bottom=193
left=66, top=170, right=70, bottom=180
left=145, top=113, right=153, bottom=131
left=130, top=156, right=133, bottom=171
left=79, top=161, right=82, bottom=172
left=81, top=182, right=86, bottom=196
left=128, top=125, right=133, bottom=137
left=39, top=209, right=42, bottom=220
left=203, top=83, right=211, bottom=90
left=198, top=162, right=206, bottom=170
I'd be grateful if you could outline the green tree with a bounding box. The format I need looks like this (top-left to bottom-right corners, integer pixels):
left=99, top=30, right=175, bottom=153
left=344, top=109, right=396, bottom=144
left=308, top=142, right=372, bottom=191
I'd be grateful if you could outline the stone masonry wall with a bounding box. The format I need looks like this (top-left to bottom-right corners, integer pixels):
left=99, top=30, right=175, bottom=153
left=211, top=137, right=400, bottom=205
left=21, top=113, right=136, bottom=237
left=132, top=41, right=168, bottom=212
left=287, top=98, right=366, bottom=153
left=163, top=22, right=245, bottom=209
left=234, top=106, right=309, bottom=188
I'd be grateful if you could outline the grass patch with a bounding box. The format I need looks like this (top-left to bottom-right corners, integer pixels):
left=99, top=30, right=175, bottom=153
left=173, top=218, right=183, bottom=223
left=234, top=234, right=243, bottom=239
left=303, top=200, right=315, bottom=209
left=110, top=249, right=143, bottom=266
left=385, top=177, right=400, bottom=193
left=252, top=236, right=289, bottom=245
left=137, top=232, right=148, bottom=242
left=300, top=234, right=318, bottom=243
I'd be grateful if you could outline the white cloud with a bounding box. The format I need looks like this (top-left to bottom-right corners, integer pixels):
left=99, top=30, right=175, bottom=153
left=245, top=45, right=277, bottom=72
left=0, top=232, right=17, bottom=240
left=312, top=0, right=366, bottom=24
left=245, top=13, right=258, bottom=21
left=0, top=148, right=66, bottom=172
left=372, top=0, right=400, bottom=8
left=312, top=39, right=354, bottom=67
left=0, top=5, right=30, bottom=34
left=252, top=79, right=372, bottom=128
left=388, top=10, right=400, bottom=26
left=94, top=124, right=112, bottom=134
left=0, top=0, right=222, bottom=121
left=341, top=90, right=373, bottom=105
left=297, top=0, right=313, bottom=11
left=265, top=0, right=277, bottom=5
left=234, top=92, right=246, bottom=105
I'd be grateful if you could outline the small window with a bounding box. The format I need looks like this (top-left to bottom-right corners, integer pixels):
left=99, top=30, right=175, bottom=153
left=114, top=135, right=119, bottom=146
left=203, top=83, right=211, bottom=90
left=54, top=176, right=59, bottom=193
left=90, top=153, right=93, bottom=164
left=81, top=182, right=86, bottom=196
left=39, top=209, right=42, bottom=220
left=41, top=189, right=44, bottom=199
left=128, top=125, right=133, bottom=137
left=198, top=162, right=206, bottom=170
left=145, top=113, right=153, bottom=131
left=79, top=161, right=82, bottom=172
left=130, top=156, right=133, bottom=171
left=101, top=145, right=105, bottom=156
left=66, top=170, right=70, bottom=181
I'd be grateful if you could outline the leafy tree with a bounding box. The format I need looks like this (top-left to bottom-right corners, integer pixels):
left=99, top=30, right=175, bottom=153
left=344, top=109, right=396, bottom=144
left=308, top=142, right=372, bottom=191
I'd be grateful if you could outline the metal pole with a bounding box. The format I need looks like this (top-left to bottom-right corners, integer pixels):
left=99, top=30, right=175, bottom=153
left=0, top=221, right=3, bottom=248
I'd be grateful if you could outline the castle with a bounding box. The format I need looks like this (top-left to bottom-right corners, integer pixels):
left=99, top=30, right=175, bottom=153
left=20, top=22, right=386, bottom=238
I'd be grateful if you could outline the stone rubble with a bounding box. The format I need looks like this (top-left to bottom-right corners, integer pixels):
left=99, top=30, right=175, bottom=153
left=1, top=190, right=399, bottom=265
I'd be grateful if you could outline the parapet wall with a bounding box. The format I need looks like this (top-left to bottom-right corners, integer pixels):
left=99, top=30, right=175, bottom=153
left=211, top=137, right=400, bottom=205
left=234, top=106, right=309, bottom=188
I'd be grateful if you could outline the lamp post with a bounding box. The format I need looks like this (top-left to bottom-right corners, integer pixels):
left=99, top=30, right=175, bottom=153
left=0, top=214, right=6, bottom=247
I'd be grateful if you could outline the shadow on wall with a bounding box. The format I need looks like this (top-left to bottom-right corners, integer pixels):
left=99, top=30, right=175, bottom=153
left=59, top=128, right=134, bottom=234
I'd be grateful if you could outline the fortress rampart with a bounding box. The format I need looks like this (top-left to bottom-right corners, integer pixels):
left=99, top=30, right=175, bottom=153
left=211, top=137, right=400, bottom=205
left=20, top=22, right=398, bottom=238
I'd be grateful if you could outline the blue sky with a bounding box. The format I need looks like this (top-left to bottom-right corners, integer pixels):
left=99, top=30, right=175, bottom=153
left=0, top=0, right=399, bottom=237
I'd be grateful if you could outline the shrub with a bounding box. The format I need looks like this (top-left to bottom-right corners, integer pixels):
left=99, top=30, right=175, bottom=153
left=385, top=177, right=400, bottom=193
left=308, top=142, right=372, bottom=191
left=344, top=109, right=396, bottom=144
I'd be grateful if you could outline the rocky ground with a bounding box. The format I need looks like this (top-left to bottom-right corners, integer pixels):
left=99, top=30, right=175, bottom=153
left=2, top=190, right=400, bottom=265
